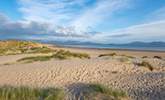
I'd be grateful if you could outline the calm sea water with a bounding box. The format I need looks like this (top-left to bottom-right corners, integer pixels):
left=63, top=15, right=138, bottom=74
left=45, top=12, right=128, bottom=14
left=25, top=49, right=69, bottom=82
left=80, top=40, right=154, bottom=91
left=60, top=44, right=165, bottom=52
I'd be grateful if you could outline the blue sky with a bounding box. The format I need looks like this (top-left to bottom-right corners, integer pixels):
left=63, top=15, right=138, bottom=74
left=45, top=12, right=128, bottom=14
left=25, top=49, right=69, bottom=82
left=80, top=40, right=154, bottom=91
left=0, top=0, right=165, bottom=43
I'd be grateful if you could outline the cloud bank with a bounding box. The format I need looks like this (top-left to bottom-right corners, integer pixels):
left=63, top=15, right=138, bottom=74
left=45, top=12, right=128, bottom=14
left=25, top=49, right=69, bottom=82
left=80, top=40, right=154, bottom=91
left=0, top=13, right=89, bottom=41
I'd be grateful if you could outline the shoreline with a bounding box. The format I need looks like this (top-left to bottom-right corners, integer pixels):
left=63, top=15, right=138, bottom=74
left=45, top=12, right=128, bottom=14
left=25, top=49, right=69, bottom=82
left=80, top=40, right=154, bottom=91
left=50, top=44, right=165, bottom=53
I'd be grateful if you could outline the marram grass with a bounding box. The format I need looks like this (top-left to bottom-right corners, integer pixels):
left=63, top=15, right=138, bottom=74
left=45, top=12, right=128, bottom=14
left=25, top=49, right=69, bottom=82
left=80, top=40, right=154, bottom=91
left=17, top=50, right=90, bottom=63
left=83, top=84, right=128, bottom=100
left=0, top=86, right=65, bottom=100
left=0, top=40, right=56, bottom=56
left=0, top=84, right=128, bottom=100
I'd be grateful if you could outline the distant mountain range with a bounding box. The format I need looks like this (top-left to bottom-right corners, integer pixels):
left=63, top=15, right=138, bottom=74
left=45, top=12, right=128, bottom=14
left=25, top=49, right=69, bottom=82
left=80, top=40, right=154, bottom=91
left=1, top=39, right=165, bottom=51
left=41, top=40, right=165, bottom=47
left=109, top=41, right=165, bottom=47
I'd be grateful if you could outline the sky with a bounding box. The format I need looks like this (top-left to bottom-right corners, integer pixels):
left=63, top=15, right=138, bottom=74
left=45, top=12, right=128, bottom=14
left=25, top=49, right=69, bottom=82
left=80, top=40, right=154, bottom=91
left=0, top=0, right=165, bottom=44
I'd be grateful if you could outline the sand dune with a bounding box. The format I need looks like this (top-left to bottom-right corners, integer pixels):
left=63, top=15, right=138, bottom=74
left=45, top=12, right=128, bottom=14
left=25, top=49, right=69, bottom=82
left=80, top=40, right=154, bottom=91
left=0, top=46, right=165, bottom=100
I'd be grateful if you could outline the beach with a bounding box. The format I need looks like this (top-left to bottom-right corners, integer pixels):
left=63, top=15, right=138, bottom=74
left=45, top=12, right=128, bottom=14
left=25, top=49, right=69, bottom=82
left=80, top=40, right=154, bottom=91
left=0, top=45, right=165, bottom=100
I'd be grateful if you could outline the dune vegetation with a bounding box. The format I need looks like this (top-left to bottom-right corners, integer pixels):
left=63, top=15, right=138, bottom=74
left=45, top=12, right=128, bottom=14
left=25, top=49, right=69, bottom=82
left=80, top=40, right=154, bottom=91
left=0, top=86, right=65, bottom=100
left=77, top=84, right=128, bottom=100
left=0, top=40, right=90, bottom=63
left=135, top=61, right=154, bottom=71
left=98, top=53, right=135, bottom=59
left=17, top=49, right=90, bottom=63
left=0, top=84, right=128, bottom=100
left=98, top=53, right=117, bottom=57
left=0, top=40, right=55, bottom=56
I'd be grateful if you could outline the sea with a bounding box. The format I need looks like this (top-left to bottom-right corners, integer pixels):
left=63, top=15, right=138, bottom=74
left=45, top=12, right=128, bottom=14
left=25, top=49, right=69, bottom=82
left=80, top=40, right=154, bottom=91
left=58, top=44, right=165, bottom=52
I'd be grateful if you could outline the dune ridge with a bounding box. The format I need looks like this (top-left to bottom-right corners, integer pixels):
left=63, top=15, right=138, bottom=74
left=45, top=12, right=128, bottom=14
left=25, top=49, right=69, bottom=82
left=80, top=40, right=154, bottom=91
left=0, top=41, right=165, bottom=100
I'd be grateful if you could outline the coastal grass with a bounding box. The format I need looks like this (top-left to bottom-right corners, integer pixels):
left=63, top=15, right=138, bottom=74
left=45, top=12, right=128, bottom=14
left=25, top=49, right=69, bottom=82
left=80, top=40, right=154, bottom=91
left=153, top=56, right=162, bottom=59
left=98, top=53, right=135, bottom=63
left=0, top=40, right=56, bottom=56
left=17, top=56, right=52, bottom=63
left=17, top=50, right=90, bottom=63
left=98, top=53, right=135, bottom=58
left=54, top=50, right=90, bottom=59
left=98, top=53, right=117, bottom=57
left=0, top=86, right=65, bottom=100
left=0, top=84, right=128, bottom=100
left=117, top=57, right=130, bottom=63
left=142, top=56, right=148, bottom=58
left=82, top=84, right=128, bottom=100
left=120, top=55, right=135, bottom=59
left=136, top=61, right=154, bottom=71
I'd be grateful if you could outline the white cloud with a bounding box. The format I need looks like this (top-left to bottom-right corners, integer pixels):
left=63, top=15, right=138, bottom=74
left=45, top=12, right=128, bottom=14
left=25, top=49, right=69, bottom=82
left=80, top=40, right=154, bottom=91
left=18, top=0, right=131, bottom=32
left=18, top=0, right=90, bottom=25
left=71, top=0, right=130, bottom=31
left=91, top=20, right=165, bottom=43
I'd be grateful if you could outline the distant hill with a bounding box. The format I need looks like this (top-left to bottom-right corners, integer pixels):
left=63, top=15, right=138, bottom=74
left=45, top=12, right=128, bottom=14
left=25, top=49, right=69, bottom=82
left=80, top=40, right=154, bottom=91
left=42, top=40, right=165, bottom=47
left=108, top=41, right=165, bottom=47
left=0, top=40, right=165, bottom=51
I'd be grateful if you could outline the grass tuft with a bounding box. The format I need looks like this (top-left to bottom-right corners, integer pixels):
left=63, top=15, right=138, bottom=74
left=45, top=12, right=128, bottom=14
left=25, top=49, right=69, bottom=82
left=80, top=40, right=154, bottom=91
left=17, top=50, right=90, bottom=63
left=17, top=56, right=52, bottom=63
left=53, top=50, right=90, bottom=59
left=0, top=40, right=56, bottom=56
left=142, top=56, right=148, bottom=58
left=136, top=61, right=154, bottom=71
left=120, top=55, right=135, bottom=59
left=98, top=53, right=117, bottom=57
left=82, top=84, right=128, bottom=100
left=0, top=86, right=65, bottom=100
left=153, top=56, right=162, bottom=59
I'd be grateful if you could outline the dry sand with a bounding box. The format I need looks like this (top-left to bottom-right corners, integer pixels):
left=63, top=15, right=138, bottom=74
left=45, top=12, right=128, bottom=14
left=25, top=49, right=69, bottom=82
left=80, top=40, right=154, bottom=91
left=0, top=47, right=165, bottom=100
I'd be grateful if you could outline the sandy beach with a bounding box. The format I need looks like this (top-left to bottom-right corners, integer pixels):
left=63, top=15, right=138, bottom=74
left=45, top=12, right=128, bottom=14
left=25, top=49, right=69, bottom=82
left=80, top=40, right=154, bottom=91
left=0, top=45, right=165, bottom=100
